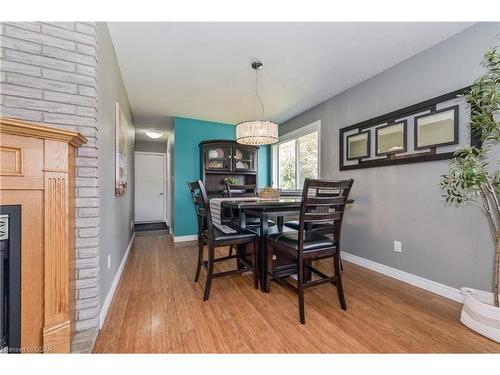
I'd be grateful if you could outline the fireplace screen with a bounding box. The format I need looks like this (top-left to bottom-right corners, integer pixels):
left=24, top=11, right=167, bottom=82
left=0, top=205, right=21, bottom=353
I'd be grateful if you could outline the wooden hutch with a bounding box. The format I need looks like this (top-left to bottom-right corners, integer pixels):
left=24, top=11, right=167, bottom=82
left=0, top=117, right=86, bottom=353
left=199, top=140, right=259, bottom=196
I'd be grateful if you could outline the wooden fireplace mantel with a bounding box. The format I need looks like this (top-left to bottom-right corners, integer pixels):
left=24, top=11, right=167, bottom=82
left=0, top=117, right=87, bottom=353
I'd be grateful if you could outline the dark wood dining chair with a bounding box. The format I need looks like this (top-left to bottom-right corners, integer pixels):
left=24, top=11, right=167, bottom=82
left=188, top=180, right=259, bottom=300
left=265, top=178, right=354, bottom=324
left=224, top=183, right=275, bottom=256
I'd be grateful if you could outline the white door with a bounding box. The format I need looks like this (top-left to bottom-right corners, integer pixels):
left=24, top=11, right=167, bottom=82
left=134, top=152, right=166, bottom=223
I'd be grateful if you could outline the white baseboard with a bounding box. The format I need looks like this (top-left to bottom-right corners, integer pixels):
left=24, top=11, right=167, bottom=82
left=99, top=232, right=136, bottom=329
left=173, top=234, right=198, bottom=242
left=342, top=252, right=464, bottom=303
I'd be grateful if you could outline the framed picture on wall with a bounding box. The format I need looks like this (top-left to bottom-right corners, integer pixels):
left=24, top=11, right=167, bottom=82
left=414, top=106, right=459, bottom=150
left=115, top=102, right=128, bottom=196
left=346, top=131, right=370, bottom=160
left=375, top=120, right=407, bottom=156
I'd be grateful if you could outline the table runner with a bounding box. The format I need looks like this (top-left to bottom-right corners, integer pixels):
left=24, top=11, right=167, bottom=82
left=209, top=197, right=266, bottom=234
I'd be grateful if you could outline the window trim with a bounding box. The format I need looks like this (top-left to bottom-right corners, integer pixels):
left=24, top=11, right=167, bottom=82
left=271, top=120, right=321, bottom=192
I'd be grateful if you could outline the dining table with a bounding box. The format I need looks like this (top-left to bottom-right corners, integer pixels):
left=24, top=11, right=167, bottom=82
left=221, top=196, right=354, bottom=292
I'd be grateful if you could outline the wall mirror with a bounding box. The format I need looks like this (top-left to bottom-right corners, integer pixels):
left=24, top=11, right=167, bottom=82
left=376, top=121, right=407, bottom=156
left=414, top=106, right=458, bottom=149
left=346, top=131, right=370, bottom=160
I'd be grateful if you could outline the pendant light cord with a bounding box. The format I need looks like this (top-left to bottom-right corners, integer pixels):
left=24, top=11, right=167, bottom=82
left=254, top=68, right=265, bottom=119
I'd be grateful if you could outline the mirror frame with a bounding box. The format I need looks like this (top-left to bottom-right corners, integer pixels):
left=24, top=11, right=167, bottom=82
left=375, top=120, right=407, bottom=156
left=414, top=105, right=459, bottom=150
left=346, top=130, right=370, bottom=160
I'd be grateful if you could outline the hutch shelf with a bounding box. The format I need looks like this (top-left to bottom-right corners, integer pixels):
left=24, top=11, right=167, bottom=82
left=200, top=140, right=259, bottom=196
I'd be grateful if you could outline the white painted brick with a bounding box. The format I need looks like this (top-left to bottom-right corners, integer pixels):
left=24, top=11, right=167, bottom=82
left=42, top=45, right=96, bottom=66
left=42, top=24, right=95, bottom=46
left=76, top=176, right=98, bottom=187
left=1, top=35, right=42, bottom=54
left=44, top=90, right=97, bottom=107
left=42, top=68, right=96, bottom=87
left=76, top=64, right=96, bottom=77
left=76, top=106, right=96, bottom=118
left=76, top=217, right=100, bottom=228
left=76, top=296, right=99, bottom=310
left=79, top=267, right=99, bottom=279
left=1, top=60, right=41, bottom=76
left=77, top=278, right=98, bottom=289
left=76, top=317, right=99, bottom=331
left=78, top=85, right=96, bottom=97
left=76, top=43, right=96, bottom=57
left=44, top=112, right=95, bottom=126
left=43, top=22, right=75, bottom=31
left=1, top=72, right=6, bottom=82
left=76, top=237, right=99, bottom=250
left=75, top=23, right=95, bottom=36
left=78, top=187, right=98, bottom=197
left=6, top=72, right=78, bottom=94
left=76, top=157, right=98, bottom=168
left=79, top=227, right=99, bottom=238
left=3, top=96, right=76, bottom=114
left=77, top=167, right=98, bottom=177
left=0, top=105, right=43, bottom=121
left=4, top=25, right=76, bottom=51
left=75, top=196, right=99, bottom=207
left=0, top=83, right=42, bottom=99
left=78, top=247, right=99, bottom=258
left=75, top=126, right=97, bottom=137
left=83, top=136, right=97, bottom=148
left=76, top=256, right=99, bottom=268
left=78, top=207, right=98, bottom=218
left=78, top=147, right=98, bottom=158
left=4, top=22, right=41, bottom=32
left=78, top=305, right=100, bottom=320
left=4, top=48, right=76, bottom=72
left=78, top=287, right=99, bottom=299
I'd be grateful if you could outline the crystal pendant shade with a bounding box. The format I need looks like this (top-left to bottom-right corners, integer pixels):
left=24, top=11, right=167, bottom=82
left=236, top=120, right=279, bottom=145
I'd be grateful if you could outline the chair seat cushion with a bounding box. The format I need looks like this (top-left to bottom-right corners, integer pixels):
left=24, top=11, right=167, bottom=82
left=284, top=220, right=333, bottom=231
left=267, top=231, right=335, bottom=252
left=203, top=228, right=255, bottom=243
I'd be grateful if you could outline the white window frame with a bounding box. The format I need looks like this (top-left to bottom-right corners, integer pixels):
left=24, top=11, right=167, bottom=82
left=271, top=120, right=321, bottom=192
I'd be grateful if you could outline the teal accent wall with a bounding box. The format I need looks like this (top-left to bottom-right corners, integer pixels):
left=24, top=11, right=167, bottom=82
left=173, top=117, right=271, bottom=237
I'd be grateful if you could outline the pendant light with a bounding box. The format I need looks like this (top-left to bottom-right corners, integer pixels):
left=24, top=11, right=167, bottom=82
left=236, top=61, right=278, bottom=145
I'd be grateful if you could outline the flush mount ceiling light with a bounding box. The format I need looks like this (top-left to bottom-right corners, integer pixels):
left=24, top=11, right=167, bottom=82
left=145, top=130, right=163, bottom=139
left=236, top=61, right=278, bottom=146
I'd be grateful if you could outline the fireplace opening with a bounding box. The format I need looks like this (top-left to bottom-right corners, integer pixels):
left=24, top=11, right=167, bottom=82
left=0, top=205, right=21, bottom=353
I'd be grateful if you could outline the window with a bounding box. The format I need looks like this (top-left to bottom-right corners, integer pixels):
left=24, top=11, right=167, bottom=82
left=272, top=121, right=320, bottom=190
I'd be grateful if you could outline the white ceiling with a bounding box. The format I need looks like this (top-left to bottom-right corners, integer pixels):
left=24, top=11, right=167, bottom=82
left=108, top=22, right=474, bottom=130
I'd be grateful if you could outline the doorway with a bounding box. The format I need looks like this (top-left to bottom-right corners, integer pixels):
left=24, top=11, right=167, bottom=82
left=134, top=152, right=167, bottom=224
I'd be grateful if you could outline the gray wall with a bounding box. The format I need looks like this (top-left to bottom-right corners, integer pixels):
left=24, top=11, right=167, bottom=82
left=96, top=23, right=135, bottom=308
left=279, top=22, right=500, bottom=292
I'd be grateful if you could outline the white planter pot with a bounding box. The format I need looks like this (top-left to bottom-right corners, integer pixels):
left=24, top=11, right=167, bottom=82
left=460, top=287, right=500, bottom=343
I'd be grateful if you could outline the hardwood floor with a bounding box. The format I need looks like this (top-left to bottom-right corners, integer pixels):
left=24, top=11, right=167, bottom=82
left=93, top=232, right=500, bottom=353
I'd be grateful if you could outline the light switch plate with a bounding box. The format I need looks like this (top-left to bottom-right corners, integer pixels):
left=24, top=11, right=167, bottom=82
left=394, top=241, right=402, bottom=253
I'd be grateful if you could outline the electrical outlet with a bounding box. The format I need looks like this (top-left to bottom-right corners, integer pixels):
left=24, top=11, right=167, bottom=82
left=130, top=220, right=134, bottom=231
left=394, top=241, right=402, bottom=253
left=107, top=254, right=111, bottom=269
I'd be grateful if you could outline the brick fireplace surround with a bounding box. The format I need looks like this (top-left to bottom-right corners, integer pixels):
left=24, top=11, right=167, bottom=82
left=0, top=22, right=100, bottom=349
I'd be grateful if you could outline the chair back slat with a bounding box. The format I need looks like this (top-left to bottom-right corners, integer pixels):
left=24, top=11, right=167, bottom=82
left=187, top=180, right=214, bottom=236
left=225, top=183, right=257, bottom=198
left=297, top=178, right=354, bottom=255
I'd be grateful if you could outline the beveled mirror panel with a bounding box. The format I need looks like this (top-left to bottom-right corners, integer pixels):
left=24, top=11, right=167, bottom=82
left=346, top=131, right=370, bottom=160
left=415, top=106, right=458, bottom=149
left=376, top=121, right=407, bottom=155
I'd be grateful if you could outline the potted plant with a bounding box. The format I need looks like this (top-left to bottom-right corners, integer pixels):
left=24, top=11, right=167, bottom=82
left=441, top=48, right=500, bottom=342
